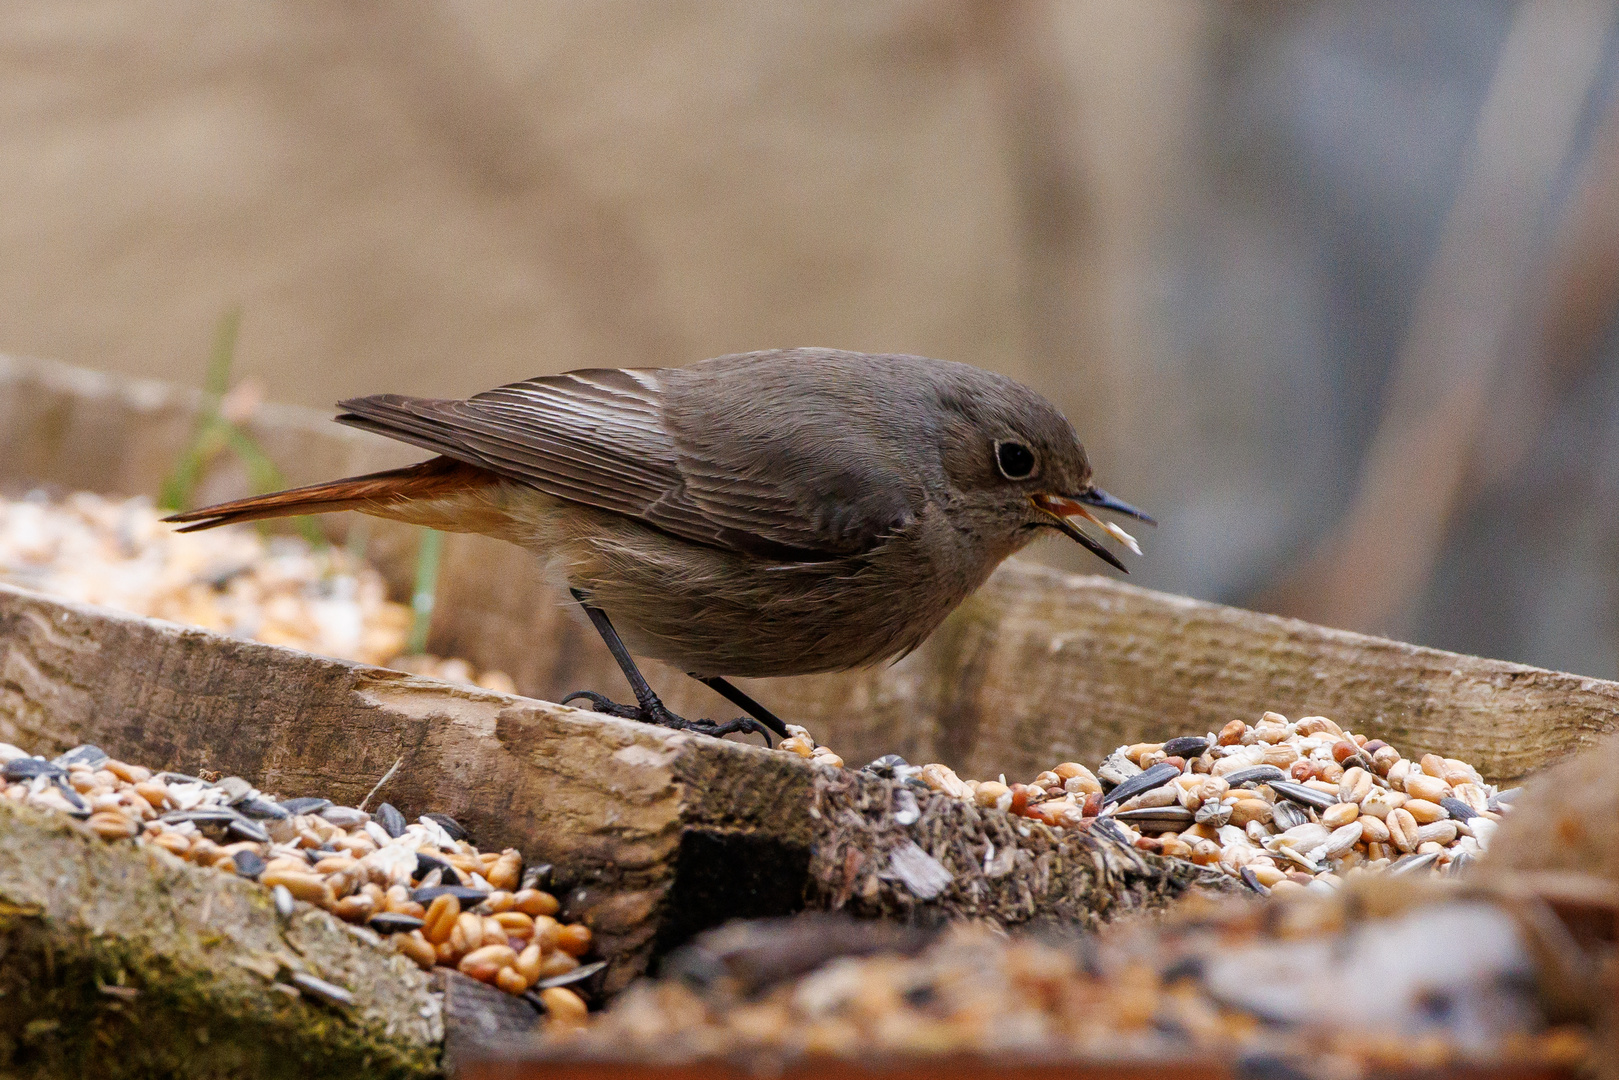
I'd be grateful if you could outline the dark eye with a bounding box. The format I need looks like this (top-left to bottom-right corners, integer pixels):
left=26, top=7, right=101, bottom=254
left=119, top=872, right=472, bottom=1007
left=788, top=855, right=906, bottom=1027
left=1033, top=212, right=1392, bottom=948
left=995, top=440, right=1037, bottom=480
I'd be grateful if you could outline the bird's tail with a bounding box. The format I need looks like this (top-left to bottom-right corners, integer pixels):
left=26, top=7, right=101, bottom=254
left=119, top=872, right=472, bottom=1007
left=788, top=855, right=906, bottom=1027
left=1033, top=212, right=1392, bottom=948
left=163, top=456, right=496, bottom=532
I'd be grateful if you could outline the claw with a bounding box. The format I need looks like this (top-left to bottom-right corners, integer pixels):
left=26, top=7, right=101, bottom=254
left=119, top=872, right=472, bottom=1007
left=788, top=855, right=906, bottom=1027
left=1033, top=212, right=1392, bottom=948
left=561, top=690, right=642, bottom=720
left=685, top=716, right=772, bottom=741
left=560, top=690, right=771, bottom=744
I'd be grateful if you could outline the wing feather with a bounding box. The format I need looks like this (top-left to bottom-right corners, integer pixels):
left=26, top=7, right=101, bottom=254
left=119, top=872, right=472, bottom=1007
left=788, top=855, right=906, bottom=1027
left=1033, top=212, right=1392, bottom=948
left=336, top=353, right=926, bottom=561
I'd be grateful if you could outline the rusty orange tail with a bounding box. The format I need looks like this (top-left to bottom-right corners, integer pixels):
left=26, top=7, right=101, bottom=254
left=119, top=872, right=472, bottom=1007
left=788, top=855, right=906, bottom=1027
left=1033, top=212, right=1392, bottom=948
left=163, top=456, right=497, bottom=532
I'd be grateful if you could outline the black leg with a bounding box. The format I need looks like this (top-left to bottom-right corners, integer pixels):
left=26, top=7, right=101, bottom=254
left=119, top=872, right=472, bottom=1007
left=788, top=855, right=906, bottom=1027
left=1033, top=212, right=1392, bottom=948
left=692, top=675, right=791, bottom=740
left=562, top=590, right=771, bottom=743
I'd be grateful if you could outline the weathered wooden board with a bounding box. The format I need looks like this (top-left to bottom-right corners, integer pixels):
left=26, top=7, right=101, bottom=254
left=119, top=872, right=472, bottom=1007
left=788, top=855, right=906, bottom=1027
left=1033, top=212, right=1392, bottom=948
left=0, top=583, right=816, bottom=994
left=4, top=352, right=1618, bottom=783
left=0, top=585, right=1208, bottom=994
left=0, top=799, right=440, bottom=1080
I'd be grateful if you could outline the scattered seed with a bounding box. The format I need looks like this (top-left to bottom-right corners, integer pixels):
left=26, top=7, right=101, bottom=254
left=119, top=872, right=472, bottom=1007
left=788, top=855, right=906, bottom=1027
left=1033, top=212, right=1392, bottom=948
left=288, top=972, right=354, bottom=1007
left=376, top=802, right=407, bottom=838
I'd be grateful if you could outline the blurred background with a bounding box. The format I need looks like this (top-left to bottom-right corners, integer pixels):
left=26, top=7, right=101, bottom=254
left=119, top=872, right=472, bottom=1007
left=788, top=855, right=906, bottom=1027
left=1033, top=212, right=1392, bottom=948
left=3, top=0, right=1617, bottom=678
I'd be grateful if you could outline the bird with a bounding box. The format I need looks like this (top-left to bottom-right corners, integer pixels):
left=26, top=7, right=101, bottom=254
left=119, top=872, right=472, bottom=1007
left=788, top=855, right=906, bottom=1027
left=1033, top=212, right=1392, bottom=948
left=165, top=348, right=1153, bottom=743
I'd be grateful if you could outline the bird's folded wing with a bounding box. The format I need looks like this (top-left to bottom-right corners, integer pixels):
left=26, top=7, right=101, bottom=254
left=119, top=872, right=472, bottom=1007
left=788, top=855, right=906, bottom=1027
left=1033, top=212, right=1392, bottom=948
left=336, top=367, right=905, bottom=561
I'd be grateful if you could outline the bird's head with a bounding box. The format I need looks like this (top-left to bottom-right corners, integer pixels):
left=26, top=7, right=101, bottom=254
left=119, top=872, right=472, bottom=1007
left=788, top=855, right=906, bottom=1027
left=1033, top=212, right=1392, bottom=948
left=936, top=373, right=1153, bottom=572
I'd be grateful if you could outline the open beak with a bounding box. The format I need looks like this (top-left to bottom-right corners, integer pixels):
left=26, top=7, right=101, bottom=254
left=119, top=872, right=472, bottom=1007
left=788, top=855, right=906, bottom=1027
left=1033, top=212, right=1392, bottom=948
left=1030, top=488, right=1155, bottom=573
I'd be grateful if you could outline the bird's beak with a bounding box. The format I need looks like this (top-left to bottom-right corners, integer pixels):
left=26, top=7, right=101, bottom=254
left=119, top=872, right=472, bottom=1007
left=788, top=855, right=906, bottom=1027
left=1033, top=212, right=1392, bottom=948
left=1074, top=486, right=1157, bottom=526
left=1030, top=488, right=1155, bottom=573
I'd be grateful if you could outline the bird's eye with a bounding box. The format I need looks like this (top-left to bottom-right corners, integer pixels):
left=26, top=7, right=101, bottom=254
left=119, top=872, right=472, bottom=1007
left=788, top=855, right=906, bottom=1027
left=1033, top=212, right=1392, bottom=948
left=995, top=440, right=1037, bottom=480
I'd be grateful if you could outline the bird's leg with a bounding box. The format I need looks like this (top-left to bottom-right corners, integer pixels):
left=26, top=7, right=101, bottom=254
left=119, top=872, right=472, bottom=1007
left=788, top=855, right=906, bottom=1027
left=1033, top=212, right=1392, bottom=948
left=562, top=590, right=771, bottom=743
left=691, top=675, right=791, bottom=740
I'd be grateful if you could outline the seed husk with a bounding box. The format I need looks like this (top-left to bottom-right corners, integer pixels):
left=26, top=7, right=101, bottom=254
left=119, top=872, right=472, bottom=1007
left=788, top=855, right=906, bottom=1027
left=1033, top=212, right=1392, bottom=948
left=288, top=971, right=355, bottom=1007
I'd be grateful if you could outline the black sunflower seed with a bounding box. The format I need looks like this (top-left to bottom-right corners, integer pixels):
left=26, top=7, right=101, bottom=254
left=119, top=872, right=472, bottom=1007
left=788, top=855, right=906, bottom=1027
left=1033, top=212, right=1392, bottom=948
left=369, top=912, right=426, bottom=934
left=1100, top=762, right=1180, bottom=808
left=1161, top=736, right=1209, bottom=759
left=376, top=802, right=407, bottom=838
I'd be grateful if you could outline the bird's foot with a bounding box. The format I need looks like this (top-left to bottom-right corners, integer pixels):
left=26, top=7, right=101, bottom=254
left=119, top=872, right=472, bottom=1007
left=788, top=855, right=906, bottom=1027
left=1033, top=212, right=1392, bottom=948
left=561, top=690, right=772, bottom=744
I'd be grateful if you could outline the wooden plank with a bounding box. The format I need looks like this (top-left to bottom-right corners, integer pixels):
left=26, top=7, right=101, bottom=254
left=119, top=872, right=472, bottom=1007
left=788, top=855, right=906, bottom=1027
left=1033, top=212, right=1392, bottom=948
left=4, top=353, right=1616, bottom=785
left=0, top=582, right=815, bottom=995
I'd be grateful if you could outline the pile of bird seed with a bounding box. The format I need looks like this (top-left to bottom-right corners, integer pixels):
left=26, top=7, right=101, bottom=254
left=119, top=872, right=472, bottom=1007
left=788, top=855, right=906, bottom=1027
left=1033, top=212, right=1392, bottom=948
left=0, top=741, right=599, bottom=1013
left=550, top=894, right=1588, bottom=1070
left=785, top=712, right=1513, bottom=891
left=0, top=489, right=515, bottom=691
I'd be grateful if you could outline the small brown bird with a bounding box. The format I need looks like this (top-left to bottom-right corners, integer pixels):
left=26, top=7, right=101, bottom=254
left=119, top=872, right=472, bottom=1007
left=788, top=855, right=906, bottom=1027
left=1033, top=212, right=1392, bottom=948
left=167, top=349, right=1152, bottom=742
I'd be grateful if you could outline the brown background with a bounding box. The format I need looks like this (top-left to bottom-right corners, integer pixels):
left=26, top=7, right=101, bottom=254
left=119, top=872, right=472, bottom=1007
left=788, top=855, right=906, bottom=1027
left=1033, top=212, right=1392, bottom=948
left=4, top=1, right=1619, bottom=679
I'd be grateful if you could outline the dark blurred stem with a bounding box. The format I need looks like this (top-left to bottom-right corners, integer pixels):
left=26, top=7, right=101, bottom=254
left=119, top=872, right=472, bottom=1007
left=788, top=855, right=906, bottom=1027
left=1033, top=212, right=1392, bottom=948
left=406, top=528, right=444, bottom=655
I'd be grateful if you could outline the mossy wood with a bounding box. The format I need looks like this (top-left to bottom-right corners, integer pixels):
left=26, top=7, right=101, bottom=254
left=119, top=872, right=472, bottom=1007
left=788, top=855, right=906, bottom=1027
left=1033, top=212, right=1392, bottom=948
left=4, top=353, right=1618, bottom=783
left=0, top=585, right=1210, bottom=998
left=0, top=799, right=439, bottom=1080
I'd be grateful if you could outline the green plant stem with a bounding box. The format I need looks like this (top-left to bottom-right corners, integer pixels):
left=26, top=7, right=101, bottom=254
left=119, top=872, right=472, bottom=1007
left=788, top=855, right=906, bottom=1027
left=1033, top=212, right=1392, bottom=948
left=158, top=307, right=323, bottom=548
left=406, top=529, right=444, bottom=655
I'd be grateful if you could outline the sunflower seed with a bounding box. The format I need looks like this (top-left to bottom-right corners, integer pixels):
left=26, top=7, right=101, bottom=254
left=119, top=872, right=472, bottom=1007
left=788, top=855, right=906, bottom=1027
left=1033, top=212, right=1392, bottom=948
left=1089, top=817, right=1133, bottom=845
left=375, top=802, right=407, bottom=838
left=534, top=959, right=608, bottom=991
left=1222, top=766, right=1286, bottom=787
left=1271, top=802, right=1311, bottom=831
left=226, top=813, right=271, bottom=844
left=1439, top=797, right=1476, bottom=821
left=414, top=852, right=463, bottom=885
left=410, top=884, right=489, bottom=906
left=161, top=807, right=236, bottom=826
left=237, top=797, right=290, bottom=820
left=1101, top=762, right=1181, bottom=807
left=4, top=757, right=64, bottom=782
left=1114, top=806, right=1194, bottom=830
left=233, top=850, right=266, bottom=879
left=368, top=912, right=426, bottom=934
left=53, top=744, right=108, bottom=769
left=1268, top=781, right=1338, bottom=811
left=1161, top=736, right=1210, bottom=759
left=1389, top=850, right=1439, bottom=876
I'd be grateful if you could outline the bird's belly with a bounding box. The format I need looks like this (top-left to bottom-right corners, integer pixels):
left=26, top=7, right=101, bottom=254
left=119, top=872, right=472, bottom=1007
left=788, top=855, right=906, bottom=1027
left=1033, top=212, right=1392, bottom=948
left=602, top=570, right=957, bottom=677
left=569, top=543, right=972, bottom=679
left=510, top=494, right=998, bottom=679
